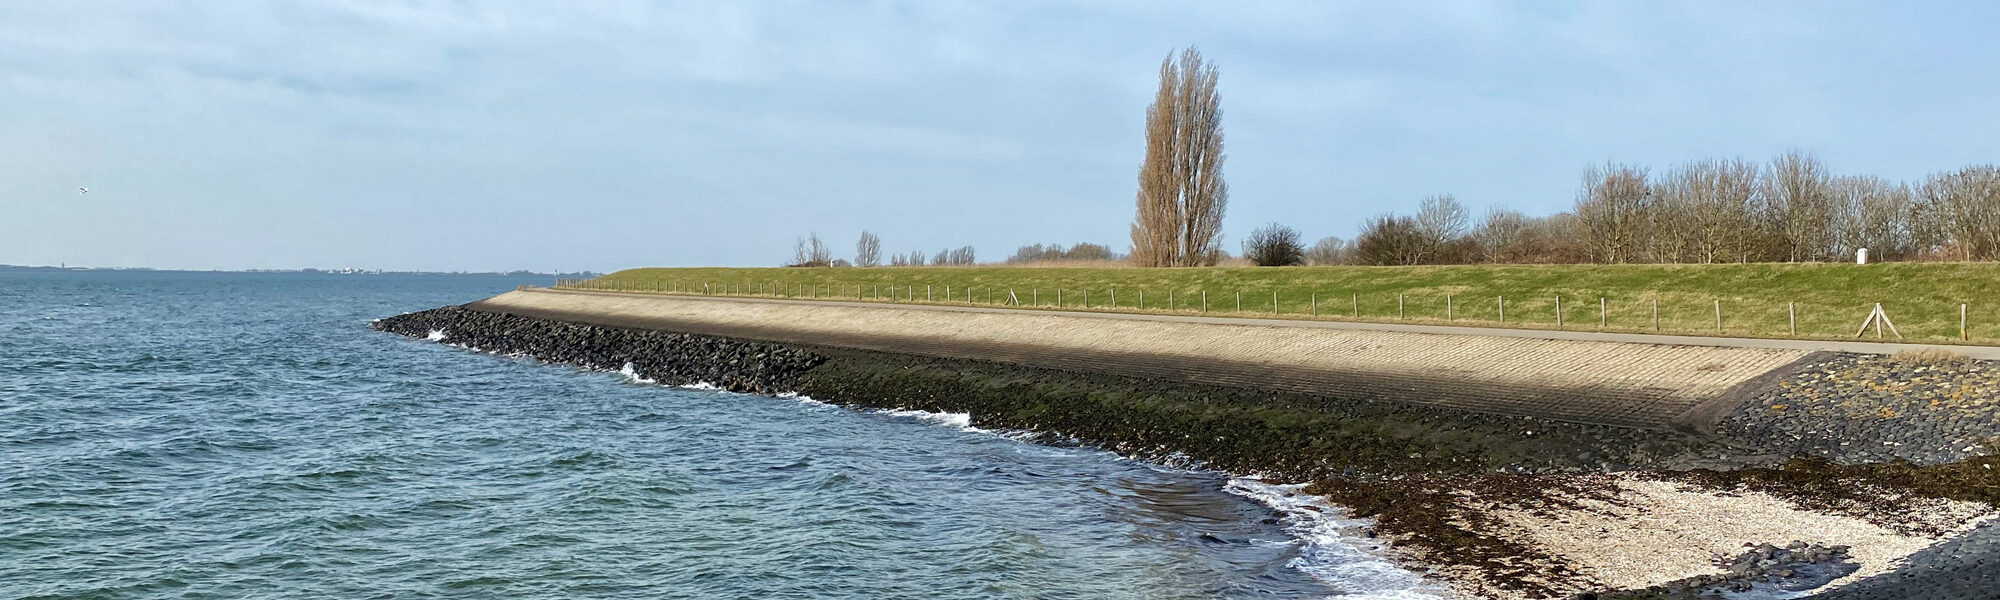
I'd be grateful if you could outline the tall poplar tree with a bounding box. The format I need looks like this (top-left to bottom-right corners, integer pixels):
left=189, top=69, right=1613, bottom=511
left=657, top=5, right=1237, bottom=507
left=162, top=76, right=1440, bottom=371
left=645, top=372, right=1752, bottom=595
left=1130, top=47, right=1227, bottom=267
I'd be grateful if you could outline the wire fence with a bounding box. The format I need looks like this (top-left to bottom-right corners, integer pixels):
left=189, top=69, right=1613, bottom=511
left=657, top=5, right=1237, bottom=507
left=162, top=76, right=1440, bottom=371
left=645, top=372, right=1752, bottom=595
left=548, top=278, right=1980, bottom=344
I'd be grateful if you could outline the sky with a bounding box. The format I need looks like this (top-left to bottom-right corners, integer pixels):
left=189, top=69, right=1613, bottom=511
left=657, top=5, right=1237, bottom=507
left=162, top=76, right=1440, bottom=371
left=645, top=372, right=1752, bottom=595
left=4, top=1, right=1998, bottom=272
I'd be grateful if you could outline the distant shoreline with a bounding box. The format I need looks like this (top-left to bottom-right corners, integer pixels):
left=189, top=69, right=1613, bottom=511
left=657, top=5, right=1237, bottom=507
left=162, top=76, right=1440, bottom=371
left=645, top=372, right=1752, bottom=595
left=0, top=264, right=597, bottom=277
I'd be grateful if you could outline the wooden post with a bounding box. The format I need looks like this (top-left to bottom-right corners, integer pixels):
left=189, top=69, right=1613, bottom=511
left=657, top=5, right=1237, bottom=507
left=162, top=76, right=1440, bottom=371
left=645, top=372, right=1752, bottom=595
left=1653, top=299, right=1659, bottom=331
left=1963, top=303, right=1969, bottom=341
left=1139, top=290, right=1145, bottom=310
left=1789, top=302, right=1797, bottom=336
left=1311, top=292, right=1318, bottom=316
left=1399, top=294, right=1405, bottom=320
left=1169, top=291, right=1175, bottom=311
left=1111, top=288, right=1116, bottom=308
left=928, top=285, right=933, bottom=302
left=1600, top=297, right=1606, bottom=328
left=1498, top=296, right=1505, bottom=324
left=1236, top=290, right=1241, bottom=312
left=1714, top=299, right=1722, bottom=333
left=1556, top=296, right=1563, bottom=328
left=1447, top=295, right=1454, bottom=322
left=1032, top=289, right=1036, bottom=306
left=1273, top=290, right=1279, bottom=315
left=1056, top=288, right=1061, bottom=307
left=946, top=285, right=952, bottom=302
left=1352, top=293, right=1358, bottom=318
left=1202, top=291, right=1208, bottom=312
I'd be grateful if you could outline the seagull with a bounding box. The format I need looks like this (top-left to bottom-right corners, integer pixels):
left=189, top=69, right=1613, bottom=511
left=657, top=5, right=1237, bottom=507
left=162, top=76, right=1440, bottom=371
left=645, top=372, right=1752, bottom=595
left=79, top=187, right=89, bottom=195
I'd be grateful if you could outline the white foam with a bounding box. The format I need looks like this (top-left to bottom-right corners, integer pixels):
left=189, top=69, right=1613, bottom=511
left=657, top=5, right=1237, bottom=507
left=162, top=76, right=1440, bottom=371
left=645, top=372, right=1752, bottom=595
left=425, top=329, right=448, bottom=342
left=617, top=362, right=657, bottom=384
left=1224, top=478, right=1458, bottom=600
left=776, top=391, right=834, bottom=407
left=875, top=407, right=978, bottom=431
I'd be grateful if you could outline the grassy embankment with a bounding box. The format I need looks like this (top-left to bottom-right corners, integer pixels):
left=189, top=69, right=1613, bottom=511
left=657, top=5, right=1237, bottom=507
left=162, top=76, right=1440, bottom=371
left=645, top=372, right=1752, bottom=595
left=582, top=262, right=2000, bottom=344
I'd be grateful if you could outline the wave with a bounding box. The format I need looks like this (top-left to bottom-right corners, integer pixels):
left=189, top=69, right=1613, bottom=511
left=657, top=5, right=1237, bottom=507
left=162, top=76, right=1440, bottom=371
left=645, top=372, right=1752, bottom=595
left=1224, top=478, right=1458, bottom=600
left=873, top=407, right=978, bottom=431
left=617, top=362, right=657, bottom=384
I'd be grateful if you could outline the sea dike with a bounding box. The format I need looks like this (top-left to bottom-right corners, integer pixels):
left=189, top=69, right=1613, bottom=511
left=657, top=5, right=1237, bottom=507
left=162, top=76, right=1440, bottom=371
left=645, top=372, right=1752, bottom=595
left=374, top=290, right=2000, bottom=600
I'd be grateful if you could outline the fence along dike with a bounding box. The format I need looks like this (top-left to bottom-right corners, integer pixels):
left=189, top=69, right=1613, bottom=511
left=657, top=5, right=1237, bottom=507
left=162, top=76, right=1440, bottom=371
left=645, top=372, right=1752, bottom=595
left=550, top=279, right=1985, bottom=345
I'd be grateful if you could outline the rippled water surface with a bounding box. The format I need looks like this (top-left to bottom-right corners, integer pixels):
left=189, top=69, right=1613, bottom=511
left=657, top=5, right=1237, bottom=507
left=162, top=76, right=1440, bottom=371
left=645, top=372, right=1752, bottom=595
left=1, top=271, right=1438, bottom=599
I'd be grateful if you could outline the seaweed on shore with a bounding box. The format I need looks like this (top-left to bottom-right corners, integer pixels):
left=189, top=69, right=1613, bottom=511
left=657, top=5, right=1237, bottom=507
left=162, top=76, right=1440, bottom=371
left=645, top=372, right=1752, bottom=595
left=1303, top=474, right=1632, bottom=598
left=1657, top=455, right=2000, bottom=536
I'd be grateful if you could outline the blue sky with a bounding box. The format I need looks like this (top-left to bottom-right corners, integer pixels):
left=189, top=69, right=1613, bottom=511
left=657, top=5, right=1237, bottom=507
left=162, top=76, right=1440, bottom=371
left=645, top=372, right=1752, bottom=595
left=3, top=1, right=1997, bottom=271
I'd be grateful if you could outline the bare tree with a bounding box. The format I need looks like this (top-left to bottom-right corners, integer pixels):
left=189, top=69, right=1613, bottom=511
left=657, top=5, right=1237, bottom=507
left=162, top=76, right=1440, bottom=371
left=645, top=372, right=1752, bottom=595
left=1304, top=236, right=1350, bottom=266
left=1832, top=175, right=1913, bottom=261
left=947, top=246, right=977, bottom=265
left=1414, top=194, right=1469, bottom=261
left=1761, top=150, right=1837, bottom=262
left=790, top=233, right=832, bottom=267
left=1573, top=163, right=1652, bottom=263
left=905, top=250, right=927, bottom=266
left=1242, top=222, right=1305, bottom=266
left=1471, top=208, right=1529, bottom=263
left=1922, top=165, right=2000, bottom=260
left=1353, top=215, right=1429, bottom=266
left=1130, top=47, right=1227, bottom=267
left=855, top=231, right=881, bottom=267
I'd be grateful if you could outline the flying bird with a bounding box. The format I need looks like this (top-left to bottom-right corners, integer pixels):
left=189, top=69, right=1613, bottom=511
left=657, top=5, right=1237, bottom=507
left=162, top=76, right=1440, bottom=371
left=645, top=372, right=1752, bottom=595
left=79, top=187, right=89, bottom=195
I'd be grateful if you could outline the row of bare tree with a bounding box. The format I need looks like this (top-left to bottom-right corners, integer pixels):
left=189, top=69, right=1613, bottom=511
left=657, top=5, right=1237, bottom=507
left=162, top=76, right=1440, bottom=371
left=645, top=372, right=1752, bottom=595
left=788, top=231, right=975, bottom=267
left=1331, top=152, right=2000, bottom=266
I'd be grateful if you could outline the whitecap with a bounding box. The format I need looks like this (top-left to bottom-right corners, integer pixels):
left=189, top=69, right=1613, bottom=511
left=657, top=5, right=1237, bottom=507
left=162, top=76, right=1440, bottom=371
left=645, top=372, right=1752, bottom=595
left=425, top=329, right=448, bottom=342
left=1224, top=478, right=1457, bottom=600
left=617, top=362, right=657, bottom=384
left=875, top=407, right=978, bottom=431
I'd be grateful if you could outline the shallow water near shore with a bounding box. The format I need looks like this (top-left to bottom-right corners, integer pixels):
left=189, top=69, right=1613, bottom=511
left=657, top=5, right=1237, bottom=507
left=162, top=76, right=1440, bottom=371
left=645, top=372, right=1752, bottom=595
left=1, top=271, right=1444, bottom=599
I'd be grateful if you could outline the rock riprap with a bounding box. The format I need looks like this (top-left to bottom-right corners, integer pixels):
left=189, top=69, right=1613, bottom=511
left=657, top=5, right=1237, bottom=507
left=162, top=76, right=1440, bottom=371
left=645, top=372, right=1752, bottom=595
left=1723, top=354, right=2000, bottom=465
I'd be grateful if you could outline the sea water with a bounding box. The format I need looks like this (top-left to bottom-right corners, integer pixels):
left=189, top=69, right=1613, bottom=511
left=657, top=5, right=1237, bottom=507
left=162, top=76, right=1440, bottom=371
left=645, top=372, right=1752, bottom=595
left=0, top=271, right=1445, bottom=599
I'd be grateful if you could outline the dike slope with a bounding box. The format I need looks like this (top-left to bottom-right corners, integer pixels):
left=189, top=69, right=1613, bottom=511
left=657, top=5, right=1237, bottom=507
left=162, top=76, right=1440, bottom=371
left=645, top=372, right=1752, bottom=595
left=467, top=288, right=1816, bottom=432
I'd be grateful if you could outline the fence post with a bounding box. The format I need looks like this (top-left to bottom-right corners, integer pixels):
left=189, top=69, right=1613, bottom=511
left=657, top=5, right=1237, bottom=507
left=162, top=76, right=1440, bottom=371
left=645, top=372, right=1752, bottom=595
left=1236, top=291, right=1242, bottom=312
left=1033, top=289, right=1037, bottom=306
left=1312, top=292, right=1318, bottom=316
left=1714, top=299, right=1722, bottom=333
left=1351, top=293, right=1358, bottom=318
left=1399, top=294, right=1405, bottom=320
left=1556, top=296, right=1563, bottom=328
left=1499, top=296, right=1505, bottom=324
left=1202, top=291, right=1208, bottom=312
left=1169, top=291, right=1175, bottom=311
left=1111, top=288, right=1116, bottom=308
left=1139, top=290, right=1145, bottom=310
left=1653, top=299, right=1659, bottom=331
left=1789, top=302, right=1797, bottom=336
left=929, top=285, right=933, bottom=302
left=1447, top=295, right=1454, bottom=321
left=1057, top=288, right=1062, bottom=307
left=1963, top=303, right=1969, bottom=341
left=1273, top=290, right=1279, bottom=315
left=1600, top=297, right=1606, bottom=328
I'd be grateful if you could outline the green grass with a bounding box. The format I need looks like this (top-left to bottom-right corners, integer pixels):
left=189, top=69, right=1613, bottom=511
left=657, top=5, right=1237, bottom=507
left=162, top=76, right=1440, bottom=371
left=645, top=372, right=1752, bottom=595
left=580, top=263, right=2000, bottom=344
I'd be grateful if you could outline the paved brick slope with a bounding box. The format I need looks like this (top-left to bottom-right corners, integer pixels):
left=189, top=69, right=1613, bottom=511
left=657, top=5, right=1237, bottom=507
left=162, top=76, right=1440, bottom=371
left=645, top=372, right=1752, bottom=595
left=467, top=289, right=1813, bottom=430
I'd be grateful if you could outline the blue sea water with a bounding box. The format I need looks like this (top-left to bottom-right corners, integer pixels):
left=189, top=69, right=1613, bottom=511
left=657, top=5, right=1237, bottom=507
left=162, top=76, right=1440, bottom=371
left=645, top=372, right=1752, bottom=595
left=0, top=271, right=1442, bottom=599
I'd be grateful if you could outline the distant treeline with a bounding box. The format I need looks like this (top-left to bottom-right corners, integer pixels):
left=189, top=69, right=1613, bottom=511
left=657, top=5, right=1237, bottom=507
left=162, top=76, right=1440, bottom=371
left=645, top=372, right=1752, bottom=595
left=1288, top=152, right=2000, bottom=267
